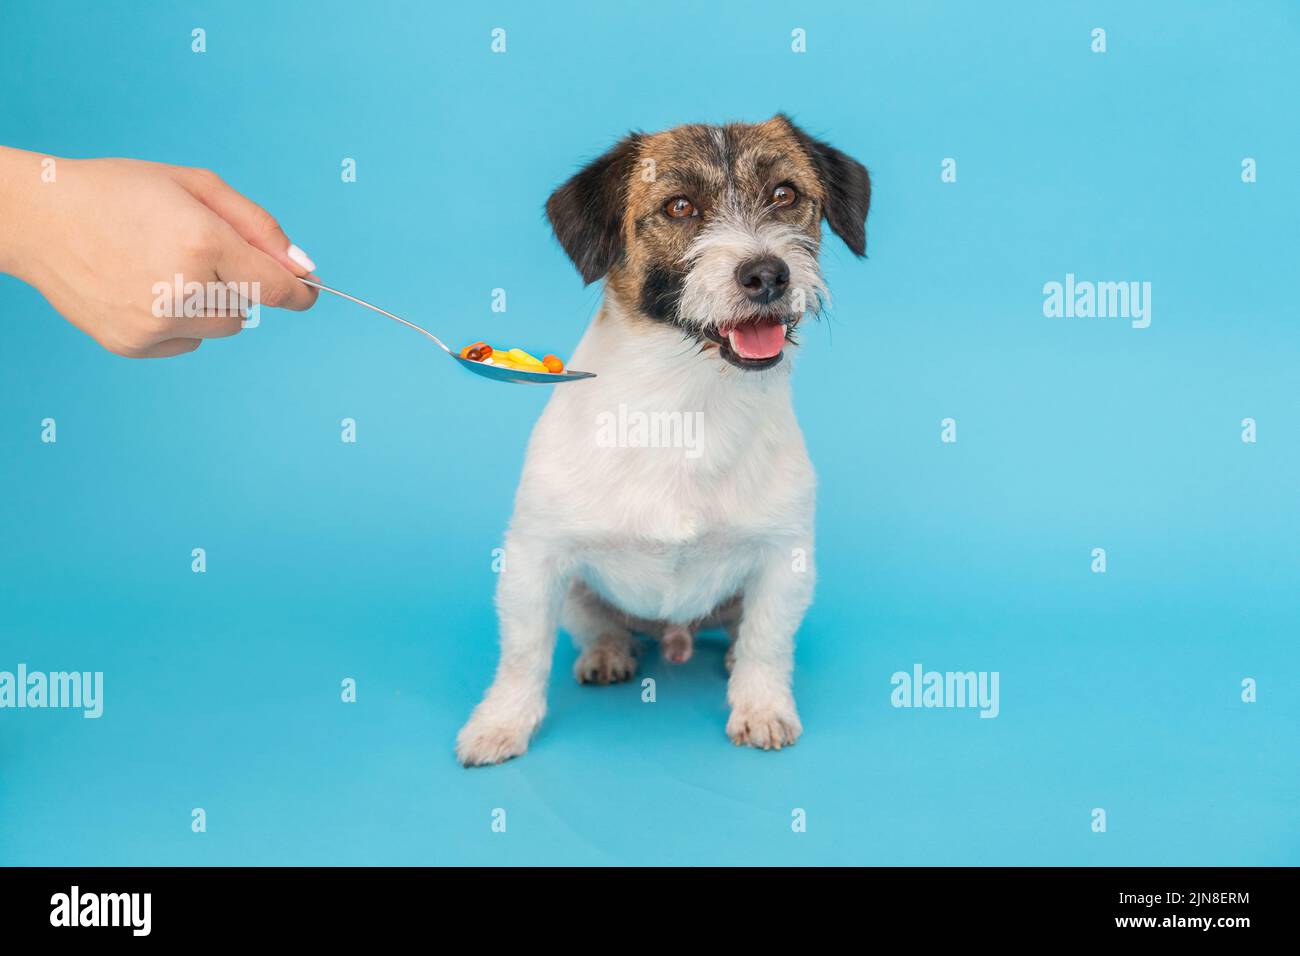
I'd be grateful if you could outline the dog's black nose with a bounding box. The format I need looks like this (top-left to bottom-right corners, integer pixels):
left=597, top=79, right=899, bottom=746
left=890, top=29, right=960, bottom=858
left=735, top=255, right=790, bottom=304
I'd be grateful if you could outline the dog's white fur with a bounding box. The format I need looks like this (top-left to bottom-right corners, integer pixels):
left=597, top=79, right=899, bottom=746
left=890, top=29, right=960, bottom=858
left=677, top=197, right=829, bottom=330
left=456, top=297, right=817, bottom=765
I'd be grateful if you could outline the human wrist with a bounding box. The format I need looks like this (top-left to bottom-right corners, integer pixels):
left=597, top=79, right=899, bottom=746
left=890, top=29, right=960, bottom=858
left=0, top=146, right=57, bottom=280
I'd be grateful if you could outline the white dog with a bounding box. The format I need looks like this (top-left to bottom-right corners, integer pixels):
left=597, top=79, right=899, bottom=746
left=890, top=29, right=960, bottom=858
left=457, top=115, right=871, bottom=765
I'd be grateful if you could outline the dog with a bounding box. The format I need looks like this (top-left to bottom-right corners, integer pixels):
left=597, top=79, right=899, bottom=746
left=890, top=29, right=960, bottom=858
left=456, top=114, right=870, bottom=766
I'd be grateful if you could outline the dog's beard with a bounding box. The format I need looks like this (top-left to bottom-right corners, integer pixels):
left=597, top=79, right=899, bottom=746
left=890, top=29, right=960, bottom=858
left=673, top=202, right=829, bottom=370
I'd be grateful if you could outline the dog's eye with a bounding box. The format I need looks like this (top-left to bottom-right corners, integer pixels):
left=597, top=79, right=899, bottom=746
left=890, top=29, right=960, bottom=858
left=664, top=197, right=697, bottom=219
left=772, top=184, right=798, bottom=208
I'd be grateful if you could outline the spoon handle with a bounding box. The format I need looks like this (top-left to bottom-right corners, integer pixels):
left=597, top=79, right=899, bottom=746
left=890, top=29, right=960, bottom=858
left=297, top=277, right=452, bottom=354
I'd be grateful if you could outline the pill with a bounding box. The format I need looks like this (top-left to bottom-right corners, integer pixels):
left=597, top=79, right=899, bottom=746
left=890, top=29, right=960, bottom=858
left=459, top=342, right=566, bottom=373
left=507, top=348, right=547, bottom=370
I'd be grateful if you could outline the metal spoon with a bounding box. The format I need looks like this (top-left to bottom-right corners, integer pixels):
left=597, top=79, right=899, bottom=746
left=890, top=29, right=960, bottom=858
left=298, top=277, right=596, bottom=384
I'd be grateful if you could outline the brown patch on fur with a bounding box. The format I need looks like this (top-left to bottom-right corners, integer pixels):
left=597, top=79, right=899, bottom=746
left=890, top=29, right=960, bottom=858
left=606, top=119, right=827, bottom=324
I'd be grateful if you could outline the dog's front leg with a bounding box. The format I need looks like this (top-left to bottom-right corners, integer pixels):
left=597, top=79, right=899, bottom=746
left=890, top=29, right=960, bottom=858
left=726, top=549, right=813, bottom=750
left=456, top=535, right=569, bottom=766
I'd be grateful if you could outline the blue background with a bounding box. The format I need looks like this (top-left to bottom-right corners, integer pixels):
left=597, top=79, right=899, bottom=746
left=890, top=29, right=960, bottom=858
left=1, top=1, right=1296, bottom=865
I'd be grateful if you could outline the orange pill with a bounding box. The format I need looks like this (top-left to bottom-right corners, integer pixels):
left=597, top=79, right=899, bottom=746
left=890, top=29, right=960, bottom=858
left=460, top=341, right=493, bottom=362
left=542, top=354, right=564, bottom=373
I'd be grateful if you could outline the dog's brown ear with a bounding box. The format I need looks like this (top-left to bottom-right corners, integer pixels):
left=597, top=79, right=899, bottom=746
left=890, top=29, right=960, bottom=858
left=778, top=115, right=871, bottom=257
left=546, top=133, right=642, bottom=284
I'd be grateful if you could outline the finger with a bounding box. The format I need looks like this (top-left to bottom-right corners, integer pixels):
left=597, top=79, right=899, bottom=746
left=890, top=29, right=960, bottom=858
left=173, top=166, right=318, bottom=276
left=155, top=313, right=245, bottom=339
left=213, top=222, right=318, bottom=312
left=156, top=277, right=253, bottom=337
left=184, top=314, right=247, bottom=339
left=138, top=337, right=202, bottom=358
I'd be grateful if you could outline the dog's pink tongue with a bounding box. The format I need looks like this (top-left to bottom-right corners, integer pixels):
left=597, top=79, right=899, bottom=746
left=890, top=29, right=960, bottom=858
left=727, top=320, right=786, bottom=360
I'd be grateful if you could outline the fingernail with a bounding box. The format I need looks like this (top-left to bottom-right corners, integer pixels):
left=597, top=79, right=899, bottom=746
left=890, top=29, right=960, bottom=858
left=287, top=243, right=317, bottom=272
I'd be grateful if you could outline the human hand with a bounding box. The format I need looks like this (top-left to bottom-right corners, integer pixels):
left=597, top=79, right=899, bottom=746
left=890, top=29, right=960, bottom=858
left=0, top=147, right=318, bottom=357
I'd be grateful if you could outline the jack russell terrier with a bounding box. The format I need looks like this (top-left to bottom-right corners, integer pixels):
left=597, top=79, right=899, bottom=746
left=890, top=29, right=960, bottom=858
left=457, top=115, right=870, bottom=765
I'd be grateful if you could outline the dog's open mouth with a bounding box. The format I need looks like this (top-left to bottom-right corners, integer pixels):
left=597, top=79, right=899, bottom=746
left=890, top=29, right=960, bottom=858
left=704, top=316, right=794, bottom=371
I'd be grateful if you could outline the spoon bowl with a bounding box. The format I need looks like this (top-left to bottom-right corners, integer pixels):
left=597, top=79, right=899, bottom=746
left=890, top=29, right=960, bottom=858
left=454, top=356, right=595, bottom=384
left=299, top=278, right=596, bottom=384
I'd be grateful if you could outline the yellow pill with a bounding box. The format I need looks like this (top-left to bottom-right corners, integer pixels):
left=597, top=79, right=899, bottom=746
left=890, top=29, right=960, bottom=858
left=507, top=348, right=546, bottom=370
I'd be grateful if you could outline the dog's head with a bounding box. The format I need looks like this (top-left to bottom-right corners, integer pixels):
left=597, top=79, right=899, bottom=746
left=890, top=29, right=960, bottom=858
left=546, top=115, right=870, bottom=371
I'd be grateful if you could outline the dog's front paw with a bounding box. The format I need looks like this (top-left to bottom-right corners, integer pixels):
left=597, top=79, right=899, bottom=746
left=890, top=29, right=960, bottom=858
left=574, top=635, right=638, bottom=685
left=726, top=701, right=802, bottom=751
left=456, top=705, right=540, bottom=767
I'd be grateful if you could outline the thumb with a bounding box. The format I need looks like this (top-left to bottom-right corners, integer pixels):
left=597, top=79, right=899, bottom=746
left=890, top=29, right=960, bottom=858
left=212, top=219, right=318, bottom=312
left=172, top=166, right=318, bottom=276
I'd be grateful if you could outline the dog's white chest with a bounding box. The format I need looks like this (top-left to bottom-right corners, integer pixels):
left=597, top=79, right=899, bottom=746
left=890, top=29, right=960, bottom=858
left=534, top=436, right=809, bottom=622
left=509, top=314, right=814, bottom=623
left=577, top=513, right=759, bottom=622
